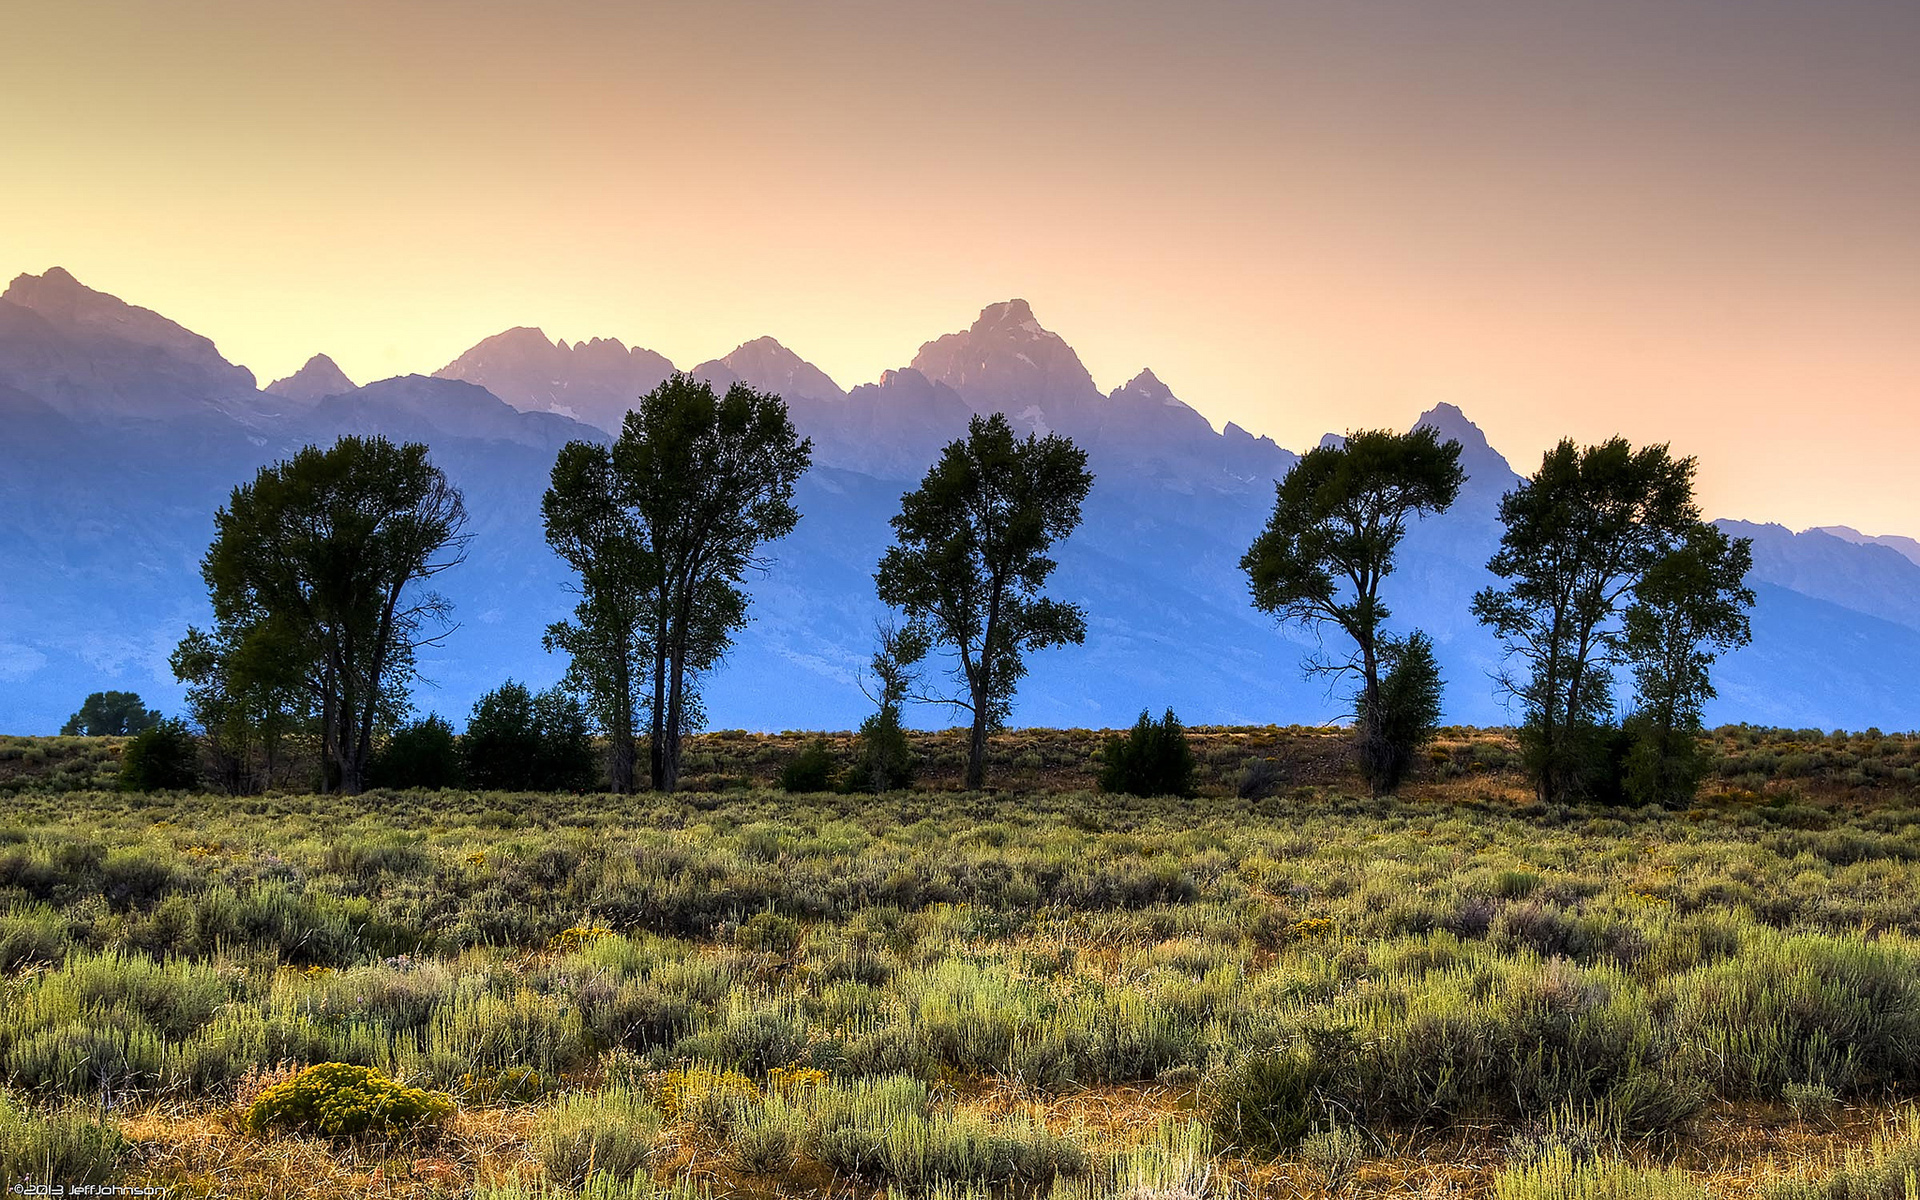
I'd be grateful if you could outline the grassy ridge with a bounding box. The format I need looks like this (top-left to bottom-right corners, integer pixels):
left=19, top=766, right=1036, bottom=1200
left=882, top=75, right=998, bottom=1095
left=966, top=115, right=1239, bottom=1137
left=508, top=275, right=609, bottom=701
left=4, top=727, right=1920, bottom=1195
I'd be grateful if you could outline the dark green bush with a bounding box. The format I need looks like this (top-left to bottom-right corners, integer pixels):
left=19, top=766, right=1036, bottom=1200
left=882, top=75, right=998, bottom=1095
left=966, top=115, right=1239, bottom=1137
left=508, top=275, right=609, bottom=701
left=849, top=708, right=916, bottom=793
left=1099, top=709, right=1197, bottom=798
left=117, top=718, right=199, bottom=792
left=778, top=740, right=838, bottom=793
left=372, top=714, right=463, bottom=789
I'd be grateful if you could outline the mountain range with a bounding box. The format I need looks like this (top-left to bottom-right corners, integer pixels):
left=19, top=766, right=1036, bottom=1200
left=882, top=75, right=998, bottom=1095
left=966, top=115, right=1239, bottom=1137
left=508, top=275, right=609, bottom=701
left=4, top=266, right=1919, bottom=736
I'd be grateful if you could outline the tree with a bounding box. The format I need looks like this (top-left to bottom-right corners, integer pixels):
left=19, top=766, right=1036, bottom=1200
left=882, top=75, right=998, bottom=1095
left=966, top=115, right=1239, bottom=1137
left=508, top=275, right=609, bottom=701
left=371, top=714, right=463, bottom=790
left=463, top=681, right=599, bottom=792
left=849, top=621, right=930, bottom=793
left=1239, top=427, right=1464, bottom=794
left=60, top=692, right=160, bottom=737
left=875, top=413, right=1093, bottom=789
left=615, top=375, right=811, bottom=791
left=1098, top=708, right=1198, bottom=798
left=1354, top=631, right=1445, bottom=793
left=183, top=436, right=468, bottom=795
left=1621, top=522, right=1755, bottom=804
left=1471, top=438, right=1699, bottom=803
left=542, top=440, right=653, bottom=793
left=170, top=626, right=305, bottom=794
left=118, top=719, right=199, bottom=792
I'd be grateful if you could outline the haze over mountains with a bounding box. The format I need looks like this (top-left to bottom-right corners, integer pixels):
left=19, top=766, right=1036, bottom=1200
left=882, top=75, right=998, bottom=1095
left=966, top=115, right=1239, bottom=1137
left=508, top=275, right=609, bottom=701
left=5, top=265, right=1920, bottom=736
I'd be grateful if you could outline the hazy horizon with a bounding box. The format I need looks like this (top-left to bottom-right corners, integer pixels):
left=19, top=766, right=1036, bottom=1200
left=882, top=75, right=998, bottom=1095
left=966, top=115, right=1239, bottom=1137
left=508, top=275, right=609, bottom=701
left=6, top=0, right=1916, bottom=535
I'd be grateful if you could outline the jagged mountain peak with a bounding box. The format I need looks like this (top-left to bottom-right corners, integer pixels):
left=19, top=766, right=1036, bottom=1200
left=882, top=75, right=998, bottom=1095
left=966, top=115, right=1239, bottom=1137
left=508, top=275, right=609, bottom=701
left=909, top=299, right=1099, bottom=422
left=0, top=266, right=258, bottom=406
left=265, top=353, right=356, bottom=403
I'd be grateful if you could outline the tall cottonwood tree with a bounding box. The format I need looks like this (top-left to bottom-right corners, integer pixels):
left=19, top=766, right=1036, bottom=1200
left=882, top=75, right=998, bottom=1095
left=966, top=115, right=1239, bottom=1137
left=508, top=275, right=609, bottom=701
left=182, top=435, right=468, bottom=794
left=875, top=413, right=1093, bottom=790
left=1472, top=437, right=1698, bottom=803
left=616, top=375, right=811, bottom=791
left=1621, top=521, right=1754, bottom=803
left=542, top=440, right=652, bottom=793
left=1240, top=427, right=1464, bottom=794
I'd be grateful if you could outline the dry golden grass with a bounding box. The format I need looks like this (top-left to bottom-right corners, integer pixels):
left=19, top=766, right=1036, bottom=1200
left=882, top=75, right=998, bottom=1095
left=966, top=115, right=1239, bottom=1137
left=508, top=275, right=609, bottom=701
left=96, top=1091, right=1920, bottom=1200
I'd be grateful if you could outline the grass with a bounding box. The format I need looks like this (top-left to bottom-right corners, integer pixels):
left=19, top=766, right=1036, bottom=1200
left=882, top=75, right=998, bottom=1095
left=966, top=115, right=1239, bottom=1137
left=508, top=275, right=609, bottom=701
left=1, top=723, right=1920, bottom=1195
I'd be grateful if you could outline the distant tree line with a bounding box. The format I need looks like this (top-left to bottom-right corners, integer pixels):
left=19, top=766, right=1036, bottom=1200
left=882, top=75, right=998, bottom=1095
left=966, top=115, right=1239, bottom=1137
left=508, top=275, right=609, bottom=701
left=78, top=370, right=1752, bottom=804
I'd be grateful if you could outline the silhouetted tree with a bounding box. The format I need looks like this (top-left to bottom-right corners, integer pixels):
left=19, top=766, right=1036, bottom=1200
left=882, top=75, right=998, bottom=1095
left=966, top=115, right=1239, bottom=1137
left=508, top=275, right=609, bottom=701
left=61, top=691, right=159, bottom=737
left=463, top=681, right=598, bottom=791
left=875, top=414, right=1093, bottom=789
left=183, top=436, right=468, bottom=794
left=1472, top=438, right=1699, bottom=802
left=371, top=713, right=463, bottom=790
left=1240, top=427, right=1463, bottom=794
left=1354, top=631, right=1444, bottom=792
left=171, top=626, right=304, bottom=794
left=615, top=375, right=811, bottom=791
left=1621, top=522, right=1755, bottom=804
left=542, top=440, right=652, bottom=792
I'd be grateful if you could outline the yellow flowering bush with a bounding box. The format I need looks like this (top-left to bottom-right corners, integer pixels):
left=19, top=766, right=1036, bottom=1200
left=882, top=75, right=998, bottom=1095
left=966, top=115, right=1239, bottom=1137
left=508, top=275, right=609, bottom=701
left=244, top=1062, right=453, bottom=1139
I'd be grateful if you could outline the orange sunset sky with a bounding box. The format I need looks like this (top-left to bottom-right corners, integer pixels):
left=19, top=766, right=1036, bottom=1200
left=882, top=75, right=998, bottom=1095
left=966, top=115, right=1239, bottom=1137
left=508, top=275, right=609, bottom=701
left=5, top=0, right=1917, bottom=534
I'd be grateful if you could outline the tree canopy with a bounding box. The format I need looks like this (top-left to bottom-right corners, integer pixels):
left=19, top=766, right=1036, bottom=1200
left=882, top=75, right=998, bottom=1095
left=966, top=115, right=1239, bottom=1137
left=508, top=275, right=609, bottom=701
left=181, top=435, right=468, bottom=794
left=1241, top=426, right=1464, bottom=793
left=610, top=374, right=812, bottom=790
left=60, top=691, right=160, bottom=737
left=875, top=413, right=1093, bottom=789
left=1472, top=437, right=1708, bottom=802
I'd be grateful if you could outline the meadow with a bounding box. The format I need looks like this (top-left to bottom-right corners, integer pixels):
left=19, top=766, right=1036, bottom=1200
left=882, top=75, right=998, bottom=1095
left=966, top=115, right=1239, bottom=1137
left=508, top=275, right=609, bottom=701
left=5, top=725, right=1920, bottom=1198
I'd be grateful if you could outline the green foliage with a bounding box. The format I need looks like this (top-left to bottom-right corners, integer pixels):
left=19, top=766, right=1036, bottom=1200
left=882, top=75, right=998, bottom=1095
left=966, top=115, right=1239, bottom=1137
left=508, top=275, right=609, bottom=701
left=544, top=438, right=656, bottom=794
left=850, top=707, right=918, bottom=794
left=244, top=1061, right=453, bottom=1139
left=372, top=713, right=463, bottom=789
left=1204, top=1046, right=1330, bottom=1152
left=778, top=740, right=839, bottom=793
left=876, top=413, right=1093, bottom=789
left=537, top=1087, right=663, bottom=1188
left=613, top=374, right=813, bottom=791
left=1621, top=523, right=1755, bottom=806
left=1474, top=438, right=1702, bottom=803
left=0, top=1094, right=127, bottom=1188
left=182, top=434, right=468, bottom=794
left=1242, top=426, right=1463, bottom=796
left=1354, top=631, right=1444, bottom=794
left=849, top=622, right=930, bottom=793
left=60, top=691, right=158, bottom=737
left=117, top=718, right=199, bottom=792
left=464, top=681, right=599, bottom=791
left=1099, top=709, right=1197, bottom=798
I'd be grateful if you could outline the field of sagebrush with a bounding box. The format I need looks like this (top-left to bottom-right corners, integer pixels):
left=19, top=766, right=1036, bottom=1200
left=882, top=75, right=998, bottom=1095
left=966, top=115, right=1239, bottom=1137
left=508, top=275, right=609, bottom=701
left=6, top=725, right=1920, bottom=1199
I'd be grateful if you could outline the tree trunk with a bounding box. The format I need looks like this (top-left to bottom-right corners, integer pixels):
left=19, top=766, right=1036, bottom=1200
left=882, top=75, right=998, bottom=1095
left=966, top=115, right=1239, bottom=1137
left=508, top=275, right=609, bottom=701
left=649, top=635, right=669, bottom=790
left=965, top=681, right=989, bottom=790
left=663, top=633, right=687, bottom=793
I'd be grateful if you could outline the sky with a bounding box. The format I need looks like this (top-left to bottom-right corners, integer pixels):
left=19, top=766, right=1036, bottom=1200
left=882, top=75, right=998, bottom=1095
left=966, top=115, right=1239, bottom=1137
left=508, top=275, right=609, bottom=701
left=4, top=0, right=1917, bottom=534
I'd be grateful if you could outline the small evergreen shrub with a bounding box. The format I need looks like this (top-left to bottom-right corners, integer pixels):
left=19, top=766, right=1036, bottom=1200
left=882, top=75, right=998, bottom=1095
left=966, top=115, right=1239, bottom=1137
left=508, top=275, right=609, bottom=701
left=1099, top=710, right=1197, bottom=798
left=117, top=718, right=199, bottom=792
left=778, top=740, right=838, bottom=793
left=243, top=1062, right=453, bottom=1139
left=1355, top=631, right=1444, bottom=795
left=850, top=707, right=917, bottom=793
